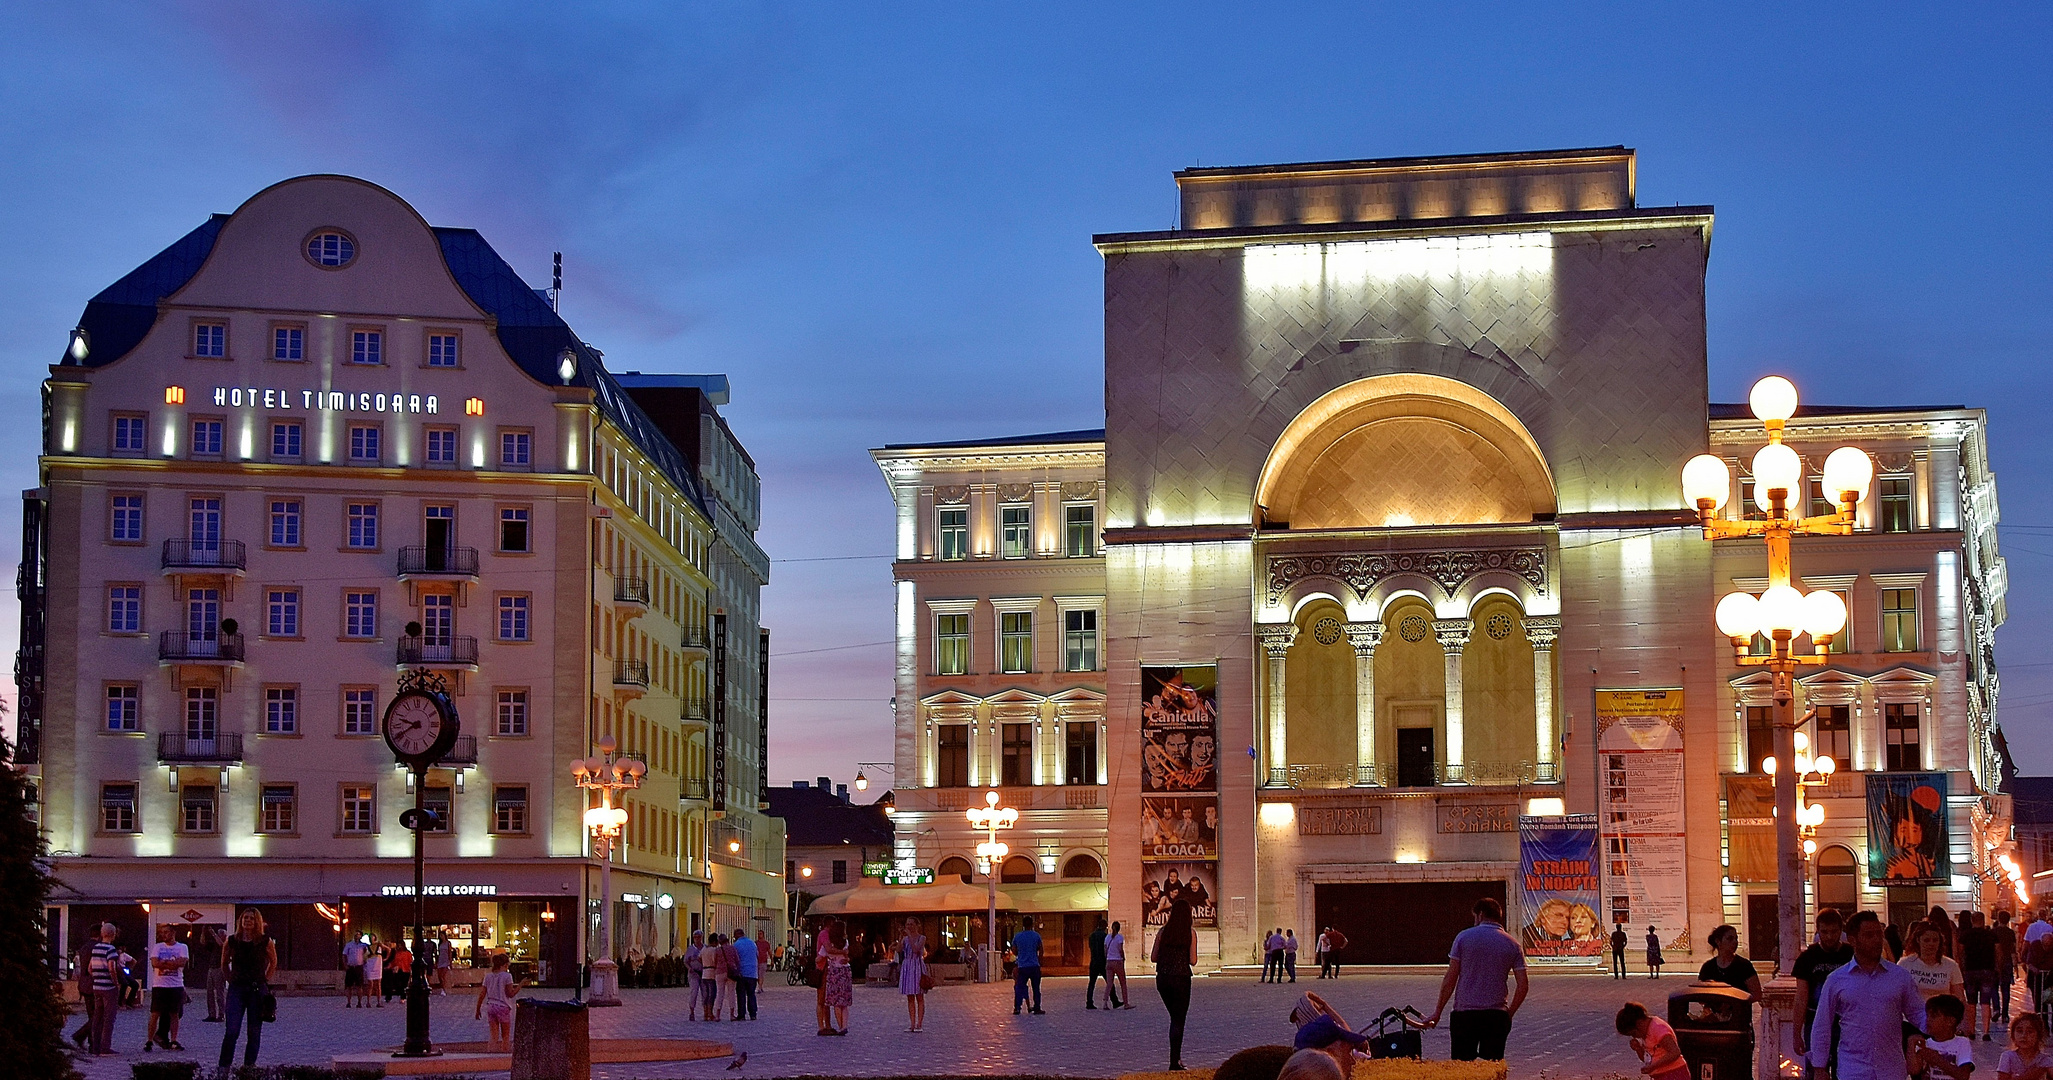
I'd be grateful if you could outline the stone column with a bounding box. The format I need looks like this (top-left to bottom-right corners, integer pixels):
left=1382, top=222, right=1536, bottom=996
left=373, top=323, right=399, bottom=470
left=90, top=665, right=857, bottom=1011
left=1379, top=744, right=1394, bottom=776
left=1525, top=616, right=1562, bottom=782
left=1256, top=624, right=1298, bottom=787
left=1344, top=621, right=1384, bottom=786
left=1433, top=619, right=1473, bottom=784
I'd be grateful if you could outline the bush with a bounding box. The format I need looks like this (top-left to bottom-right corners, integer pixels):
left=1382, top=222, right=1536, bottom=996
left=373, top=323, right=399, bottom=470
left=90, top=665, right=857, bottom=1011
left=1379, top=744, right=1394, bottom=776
left=130, top=1063, right=201, bottom=1080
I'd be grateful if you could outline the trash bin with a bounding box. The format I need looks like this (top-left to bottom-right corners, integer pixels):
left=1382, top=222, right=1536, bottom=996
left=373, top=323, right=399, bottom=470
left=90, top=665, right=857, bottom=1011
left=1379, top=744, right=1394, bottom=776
left=1669, top=983, right=1756, bottom=1080
left=512, top=998, right=591, bottom=1080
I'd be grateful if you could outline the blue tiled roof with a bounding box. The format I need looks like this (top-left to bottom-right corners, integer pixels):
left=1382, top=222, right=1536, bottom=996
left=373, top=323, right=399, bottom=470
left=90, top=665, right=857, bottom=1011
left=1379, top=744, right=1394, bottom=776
left=64, top=215, right=227, bottom=367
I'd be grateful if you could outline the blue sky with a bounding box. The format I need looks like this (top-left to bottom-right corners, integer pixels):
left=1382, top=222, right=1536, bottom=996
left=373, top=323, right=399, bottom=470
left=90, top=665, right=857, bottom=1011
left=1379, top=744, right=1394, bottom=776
left=3, top=2, right=2050, bottom=786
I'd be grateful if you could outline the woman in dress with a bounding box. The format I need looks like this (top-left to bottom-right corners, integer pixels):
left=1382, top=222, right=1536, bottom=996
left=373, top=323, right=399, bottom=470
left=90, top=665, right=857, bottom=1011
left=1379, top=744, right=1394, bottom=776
left=1153, top=897, right=1197, bottom=1071
left=897, top=917, right=929, bottom=1032
left=823, top=919, right=853, bottom=1035
left=362, top=936, right=385, bottom=1007
left=1645, top=925, right=1664, bottom=979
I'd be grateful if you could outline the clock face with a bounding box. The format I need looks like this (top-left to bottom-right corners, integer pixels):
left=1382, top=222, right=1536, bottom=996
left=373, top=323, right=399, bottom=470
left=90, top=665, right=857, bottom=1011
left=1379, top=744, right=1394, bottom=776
left=385, top=693, right=446, bottom=760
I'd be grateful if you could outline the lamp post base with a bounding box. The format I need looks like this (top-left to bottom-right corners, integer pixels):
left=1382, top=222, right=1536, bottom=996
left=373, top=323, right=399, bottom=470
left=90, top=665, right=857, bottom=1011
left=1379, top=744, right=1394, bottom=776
left=1759, top=975, right=1804, bottom=1080
left=587, top=958, right=623, bottom=1006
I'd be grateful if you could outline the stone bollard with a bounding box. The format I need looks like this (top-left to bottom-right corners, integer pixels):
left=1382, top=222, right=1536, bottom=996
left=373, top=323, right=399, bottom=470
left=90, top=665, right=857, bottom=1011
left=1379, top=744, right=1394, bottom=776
left=512, top=998, right=591, bottom=1080
left=1758, top=975, right=1805, bottom=1080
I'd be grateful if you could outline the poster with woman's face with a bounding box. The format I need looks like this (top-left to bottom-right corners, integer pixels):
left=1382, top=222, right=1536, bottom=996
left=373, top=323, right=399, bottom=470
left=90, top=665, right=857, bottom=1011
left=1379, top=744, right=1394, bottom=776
left=1867, top=772, right=1950, bottom=886
left=1141, top=666, right=1218, bottom=793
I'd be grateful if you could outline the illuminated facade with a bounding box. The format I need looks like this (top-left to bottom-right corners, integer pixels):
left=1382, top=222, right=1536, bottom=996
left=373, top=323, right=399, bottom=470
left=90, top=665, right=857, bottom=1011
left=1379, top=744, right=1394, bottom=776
left=19, top=175, right=783, bottom=984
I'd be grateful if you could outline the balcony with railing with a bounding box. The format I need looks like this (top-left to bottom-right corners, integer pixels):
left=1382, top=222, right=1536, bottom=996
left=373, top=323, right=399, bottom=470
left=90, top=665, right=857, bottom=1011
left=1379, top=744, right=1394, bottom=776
left=681, top=695, right=708, bottom=723
left=158, top=731, right=244, bottom=764
left=681, top=625, right=710, bottom=654
left=435, top=735, right=478, bottom=767
left=397, top=635, right=479, bottom=668
left=397, top=546, right=480, bottom=579
left=1261, top=760, right=1561, bottom=790
left=613, top=659, right=650, bottom=688
left=613, top=576, right=650, bottom=609
left=161, top=539, right=246, bottom=574
left=681, top=775, right=710, bottom=801
left=159, top=631, right=245, bottom=665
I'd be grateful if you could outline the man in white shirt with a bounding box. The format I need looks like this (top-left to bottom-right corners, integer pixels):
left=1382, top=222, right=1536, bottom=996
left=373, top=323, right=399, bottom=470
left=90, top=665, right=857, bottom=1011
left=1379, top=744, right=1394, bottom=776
left=341, top=935, right=369, bottom=1008
left=146, top=924, right=189, bottom=1051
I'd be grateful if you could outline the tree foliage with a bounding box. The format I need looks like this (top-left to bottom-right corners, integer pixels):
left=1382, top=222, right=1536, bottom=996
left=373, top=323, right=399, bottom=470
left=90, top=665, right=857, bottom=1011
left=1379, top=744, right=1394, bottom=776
left=0, top=728, right=79, bottom=1079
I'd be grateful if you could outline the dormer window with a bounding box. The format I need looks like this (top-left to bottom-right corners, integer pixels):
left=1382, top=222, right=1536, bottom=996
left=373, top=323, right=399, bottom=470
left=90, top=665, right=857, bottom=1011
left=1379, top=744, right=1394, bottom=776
left=305, top=230, right=357, bottom=268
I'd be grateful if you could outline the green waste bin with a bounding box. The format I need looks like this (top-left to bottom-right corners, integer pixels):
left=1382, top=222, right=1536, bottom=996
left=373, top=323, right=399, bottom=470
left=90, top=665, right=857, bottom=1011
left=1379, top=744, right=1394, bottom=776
left=1669, top=983, right=1756, bottom=1080
left=512, top=998, right=590, bottom=1080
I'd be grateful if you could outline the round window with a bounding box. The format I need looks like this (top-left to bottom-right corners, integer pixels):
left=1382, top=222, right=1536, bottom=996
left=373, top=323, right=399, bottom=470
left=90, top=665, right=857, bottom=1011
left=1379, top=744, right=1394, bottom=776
left=304, top=230, right=357, bottom=268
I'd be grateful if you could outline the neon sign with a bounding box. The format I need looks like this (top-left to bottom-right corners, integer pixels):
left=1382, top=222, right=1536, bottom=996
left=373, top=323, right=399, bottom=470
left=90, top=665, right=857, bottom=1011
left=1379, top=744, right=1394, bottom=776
left=196, top=386, right=450, bottom=415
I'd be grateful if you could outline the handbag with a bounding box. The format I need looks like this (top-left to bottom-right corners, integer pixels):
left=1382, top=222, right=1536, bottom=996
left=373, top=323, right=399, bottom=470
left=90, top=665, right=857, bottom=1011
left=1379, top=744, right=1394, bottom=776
left=918, top=970, right=936, bottom=992
left=255, top=984, right=278, bottom=1023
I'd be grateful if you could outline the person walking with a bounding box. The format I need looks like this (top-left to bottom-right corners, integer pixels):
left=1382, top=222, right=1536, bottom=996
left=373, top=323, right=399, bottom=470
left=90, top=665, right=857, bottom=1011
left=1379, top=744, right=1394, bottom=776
left=1794, top=909, right=1856, bottom=1072
left=733, top=925, right=760, bottom=1021
left=436, top=929, right=456, bottom=995
left=1904, top=925, right=1967, bottom=1003
left=1153, top=897, right=1198, bottom=1071
left=362, top=935, right=384, bottom=1007
left=1107, top=921, right=1134, bottom=1009
left=1263, top=928, right=1285, bottom=983
left=385, top=938, right=412, bottom=1003
left=1423, top=897, right=1530, bottom=1062
left=1284, top=929, right=1300, bottom=983
left=474, top=952, right=520, bottom=1052
left=1012, top=915, right=1045, bottom=1015
left=195, top=926, right=226, bottom=1023
left=1699, top=925, right=1764, bottom=1001
left=1086, top=917, right=1110, bottom=1009
left=1995, top=911, right=2019, bottom=1027
left=1313, top=928, right=1330, bottom=980
left=1320, top=927, right=1347, bottom=979
left=1611, top=922, right=1630, bottom=979
left=1646, top=925, right=1664, bottom=979
left=706, top=933, right=732, bottom=1021
left=85, top=922, right=123, bottom=1056
left=684, top=931, right=705, bottom=1020
left=822, top=920, right=853, bottom=1035
left=341, top=933, right=369, bottom=1008
left=145, top=923, right=189, bottom=1052
left=2027, top=913, right=2053, bottom=1022
left=897, top=917, right=929, bottom=1032
left=218, top=908, right=277, bottom=1072
left=1964, top=912, right=2001, bottom=1039
left=1808, top=911, right=1928, bottom=1080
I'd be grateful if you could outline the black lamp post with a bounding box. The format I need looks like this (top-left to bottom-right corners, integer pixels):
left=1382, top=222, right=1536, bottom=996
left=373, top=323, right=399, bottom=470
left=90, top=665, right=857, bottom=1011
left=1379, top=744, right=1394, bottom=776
left=382, top=667, right=459, bottom=1059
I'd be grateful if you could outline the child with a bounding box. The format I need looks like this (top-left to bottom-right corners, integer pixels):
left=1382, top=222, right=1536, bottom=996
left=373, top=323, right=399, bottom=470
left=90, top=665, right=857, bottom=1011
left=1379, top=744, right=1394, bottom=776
left=474, top=953, right=520, bottom=1052
left=1617, top=1002, right=1690, bottom=1080
left=1999, top=1014, right=2053, bottom=1080
left=1917, top=995, right=1975, bottom=1080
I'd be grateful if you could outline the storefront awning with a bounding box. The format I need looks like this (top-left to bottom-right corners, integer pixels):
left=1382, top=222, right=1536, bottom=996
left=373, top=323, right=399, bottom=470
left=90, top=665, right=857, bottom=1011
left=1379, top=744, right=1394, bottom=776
left=805, top=879, right=1015, bottom=916
left=1002, top=881, right=1110, bottom=913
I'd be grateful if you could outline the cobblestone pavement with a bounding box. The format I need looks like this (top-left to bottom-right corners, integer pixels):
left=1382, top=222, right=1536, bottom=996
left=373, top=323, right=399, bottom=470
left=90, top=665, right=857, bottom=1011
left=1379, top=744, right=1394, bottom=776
left=71, top=972, right=2039, bottom=1079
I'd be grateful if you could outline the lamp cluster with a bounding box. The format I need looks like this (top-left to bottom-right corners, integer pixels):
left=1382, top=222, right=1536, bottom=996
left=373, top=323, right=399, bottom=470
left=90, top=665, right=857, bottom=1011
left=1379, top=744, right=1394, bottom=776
left=570, top=735, right=646, bottom=839
left=967, top=789, right=1019, bottom=871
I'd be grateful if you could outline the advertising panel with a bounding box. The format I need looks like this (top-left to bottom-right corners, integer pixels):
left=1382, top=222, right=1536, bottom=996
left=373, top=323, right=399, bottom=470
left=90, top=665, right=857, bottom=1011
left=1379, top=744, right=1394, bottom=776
left=1867, top=772, right=1951, bottom=886
left=1518, top=815, right=1602, bottom=960
left=1724, top=775, right=1777, bottom=884
left=1595, top=688, right=1690, bottom=953
left=1140, top=666, right=1219, bottom=793
left=1142, top=795, right=1219, bottom=861
left=1140, top=666, right=1220, bottom=927
left=1141, top=862, right=1218, bottom=928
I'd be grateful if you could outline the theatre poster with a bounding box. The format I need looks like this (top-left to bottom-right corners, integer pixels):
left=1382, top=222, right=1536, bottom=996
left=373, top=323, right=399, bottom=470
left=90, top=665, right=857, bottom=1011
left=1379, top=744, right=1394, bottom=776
left=1596, top=689, right=1690, bottom=954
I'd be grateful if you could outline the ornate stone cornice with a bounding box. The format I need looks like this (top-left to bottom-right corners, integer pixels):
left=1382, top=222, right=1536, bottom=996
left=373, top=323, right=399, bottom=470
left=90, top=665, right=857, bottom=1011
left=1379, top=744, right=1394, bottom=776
left=1343, top=621, right=1384, bottom=657
left=1523, top=615, right=1561, bottom=650
left=1256, top=623, right=1298, bottom=658
left=1264, top=547, right=1548, bottom=606
left=934, top=485, right=969, bottom=505
left=1433, top=619, right=1474, bottom=653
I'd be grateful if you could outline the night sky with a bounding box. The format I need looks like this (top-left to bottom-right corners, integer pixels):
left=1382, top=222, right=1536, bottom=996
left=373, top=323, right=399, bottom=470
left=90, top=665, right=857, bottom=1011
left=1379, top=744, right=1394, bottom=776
left=3, top=3, right=2048, bottom=789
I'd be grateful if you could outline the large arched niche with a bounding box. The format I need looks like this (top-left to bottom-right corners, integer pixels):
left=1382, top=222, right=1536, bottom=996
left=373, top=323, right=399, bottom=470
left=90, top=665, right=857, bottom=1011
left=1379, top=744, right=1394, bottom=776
left=1256, top=374, right=1556, bottom=530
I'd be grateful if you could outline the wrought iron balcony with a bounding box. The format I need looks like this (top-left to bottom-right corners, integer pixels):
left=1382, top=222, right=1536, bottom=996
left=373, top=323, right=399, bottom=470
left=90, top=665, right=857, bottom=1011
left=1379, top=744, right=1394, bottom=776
left=613, top=576, right=650, bottom=607
left=681, top=776, right=710, bottom=801
left=397, top=546, right=479, bottom=578
left=435, top=735, right=478, bottom=766
left=159, top=632, right=245, bottom=664
left=397, top=635, right=479, bottom=667
left=158, top=731, right=244, bottom=763
left=162, top=539, right=246, bottom=573
left=681, top=625, right=710, bottom=653
left=613, top=659, right=650, bottom=687
left=681, top=695, right=708, bottom=722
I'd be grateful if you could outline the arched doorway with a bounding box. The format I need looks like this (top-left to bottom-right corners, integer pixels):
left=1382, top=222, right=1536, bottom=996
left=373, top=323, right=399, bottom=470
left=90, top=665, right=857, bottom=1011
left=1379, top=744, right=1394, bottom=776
left=1817, top=845, right=1859, bottom=919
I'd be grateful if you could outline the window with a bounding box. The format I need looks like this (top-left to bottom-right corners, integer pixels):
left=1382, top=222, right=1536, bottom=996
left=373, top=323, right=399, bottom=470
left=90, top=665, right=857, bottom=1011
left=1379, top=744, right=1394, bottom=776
left=422, top=427, right=457, bottom=464
left=111, top=494, right=144, bottom=541
left=428, top=333, right=460, bottom=368
left=272, top=325, right=304, bottom=361
left=495, top=690, right=529, bottom=736
left=831, top=860, right=848, bottom=884
left=188, top=496, right=222, bottom=550
left=1808, top=478, right=1834, bottom=519
left=422, top=786, right=452, bottom=833
left=266, top=589, right=299, bottom=637
left=347, top=503, right=379, bottom=549
left=269, top=499, right=301, bottom=547
left=184, top=687, right=218, bottom=742
left=306, top=231, right=355, bottom=267
left=101, top=783, right=138, bottom=833
left=1065, top=721, right=1098, bottom=785
left=265, top=686, right=298, bottom=734
left=1737, top=478, right=1768, bottom=522
left=105, top=685, right=138, bottom=732
left=1880, top=476, right=1913, bottom=533
left=498, top=595, right=530, bottom=642
left=1001, top=505, right=1030, bottom=558
left=421, top=593, right=453, bottom=645
left=107, top=585, right=141, bottom=633
left=1001, top=855, right=1037, bottom=883
left=1746, top=706, right=1773, bottom=774
left=341, top=785, right=377, bottom=833
left=345, top=592, right=378, bottom=638
left=1064, top=504, right=1096, bottom=557
left=499, top=507, right=530, bottom=552
left=1882, top=589, right=1919, bottom=652
left=351, top=330, right=382, bottom=365
left=493, top=786, right=528, bottom=833
left=499, top=430, right=531, bottom=468
left=1001, top=723, right=1033, bottom=785
left=937, top=507, right=967, bottom=561
left=1814, top=705, right=1851, bottom=768
left=1000, top=611, right=1033, bottom=673
left=1885, top=703, right=1922, bottom=771
left=260, top=785, right=296, bottom=833
left=186, top=586, right=220, bottom=642
left=938, top=724, right=969, bottom=787
left=193, top=322, right=226, bottom=358
left=936, top=613, right=969, bottom=675
left=349, top=424, right=381, bottom=463
left=270, top=421, right=302, bottom=459
left=1063, top=854, right=1103, bottom=880
left=343, top=688, right=377, bottom=735
left=191, top=418, right=223, bottom=456
left=181, top=784, right=217, bottom=833
left=113, top=415, right=148, bottom=454
left=1063, top=609, right=1098, bottom=672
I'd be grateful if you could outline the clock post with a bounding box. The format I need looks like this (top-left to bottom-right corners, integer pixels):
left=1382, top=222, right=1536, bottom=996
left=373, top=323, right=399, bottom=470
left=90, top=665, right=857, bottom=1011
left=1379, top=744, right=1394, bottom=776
left=384, top=668, right=459, bottom=1059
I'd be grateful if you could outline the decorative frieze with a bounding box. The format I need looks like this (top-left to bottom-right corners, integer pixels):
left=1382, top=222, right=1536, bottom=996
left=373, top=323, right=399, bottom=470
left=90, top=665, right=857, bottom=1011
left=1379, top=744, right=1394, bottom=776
left=1264, top=547, right=1548, bottom=606
left=1060, top=481, right=1100, bottom=501
left=997, top=483, right=1035, bottom=502
left=934, top=485, right=969, bottom=505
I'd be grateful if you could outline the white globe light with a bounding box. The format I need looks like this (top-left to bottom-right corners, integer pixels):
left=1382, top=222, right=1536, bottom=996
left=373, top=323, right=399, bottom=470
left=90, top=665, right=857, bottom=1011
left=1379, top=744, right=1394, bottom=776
left=1750, top=376, right=1799, bottom=423
left=1681, top=454, right=1732, bottom=511
left=1751, top=444, right=1804, bottom=511
left=1803, top=838, right=1818, bottom=856
left=1794, top=753, right=1812, bottom=776
left=1793, top=731, right=1810, bottom=753
left=1802, top=589, right=1848, bottom=639
left=1822, top=446, right=1875, bottom=504
left=1757, top=585, right=1807, bottom=635
left=1715, top=592, right=1761, bottom=639
left=1818, top=755, right=1837, bottom=775
left=1763, top=756, right=1778, bottom=776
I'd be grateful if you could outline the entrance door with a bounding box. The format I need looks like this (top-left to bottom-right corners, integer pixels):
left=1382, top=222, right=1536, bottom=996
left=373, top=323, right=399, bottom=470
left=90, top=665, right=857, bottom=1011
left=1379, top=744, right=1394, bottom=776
left=425, top=505, right=454, bottom=570
left=1396, top=727, right=1436, bottom=788
left=1747, top=894, right=1779, bottom=962
left=1315, top=880, right=1506, bottom=965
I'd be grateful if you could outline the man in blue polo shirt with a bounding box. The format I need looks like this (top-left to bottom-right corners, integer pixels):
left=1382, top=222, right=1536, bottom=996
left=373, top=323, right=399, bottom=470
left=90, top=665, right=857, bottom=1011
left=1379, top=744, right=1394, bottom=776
left=732, top=926, right=759, bottom=1020
left=1012, top=917, right=1044, bottom=1015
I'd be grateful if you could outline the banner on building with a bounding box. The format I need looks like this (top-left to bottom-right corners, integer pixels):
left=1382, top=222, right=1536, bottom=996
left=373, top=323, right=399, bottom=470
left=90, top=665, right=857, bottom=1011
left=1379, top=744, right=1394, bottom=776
left=1140, top=666, right=1220, bottom=928
left=1724, top=775, right=1776, bottom=884
left=1595, top=688, right=1690, bottom=953
left=1142, top=795, right=1219, bottom=861
left=1140, top=666, right=1219, bottom=793
left=1141, top=861, right=1218, bottom=927
left=1867, top=772, right=1950, bottom=886
left=1518, top=814, right=1602, bottom=960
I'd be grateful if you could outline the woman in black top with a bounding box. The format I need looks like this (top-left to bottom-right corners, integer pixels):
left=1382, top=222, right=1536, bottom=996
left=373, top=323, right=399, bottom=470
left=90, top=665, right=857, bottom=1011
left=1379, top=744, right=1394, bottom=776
left=1152, top=898, right=1198, bottom=1071
left=1698, top=924, right=1763, bottom=1000
left=218, top=907, right=278, bottom=1071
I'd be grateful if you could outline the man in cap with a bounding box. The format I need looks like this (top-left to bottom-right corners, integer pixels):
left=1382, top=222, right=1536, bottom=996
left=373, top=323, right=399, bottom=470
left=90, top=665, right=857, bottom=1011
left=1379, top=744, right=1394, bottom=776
left=1294, top=1015, right=1367, bottom=1074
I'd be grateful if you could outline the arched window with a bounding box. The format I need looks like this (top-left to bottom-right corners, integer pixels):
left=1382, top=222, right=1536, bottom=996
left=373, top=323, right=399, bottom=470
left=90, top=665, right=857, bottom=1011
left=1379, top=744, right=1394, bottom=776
left=937, top=856, right=973, bottom=884
left=1001, top=855, right=1037, bottom=883
left=1062, top=854, right=1103, bottom=880
left=1817, top=845, right=1859, bottom=918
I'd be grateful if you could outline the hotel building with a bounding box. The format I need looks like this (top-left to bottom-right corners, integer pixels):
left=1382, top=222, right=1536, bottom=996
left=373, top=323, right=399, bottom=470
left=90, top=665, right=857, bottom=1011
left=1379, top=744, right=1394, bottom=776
left=18, top=175, right=784, bottom=985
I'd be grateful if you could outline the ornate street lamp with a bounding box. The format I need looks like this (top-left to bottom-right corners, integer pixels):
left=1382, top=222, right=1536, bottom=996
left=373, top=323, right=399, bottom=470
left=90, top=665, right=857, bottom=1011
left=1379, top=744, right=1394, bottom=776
left=571, top=735, right=644, bottom=1006
left=966, top=790, right=1018, bottom=983
left=1681, top=375, right=1873, bottom=972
